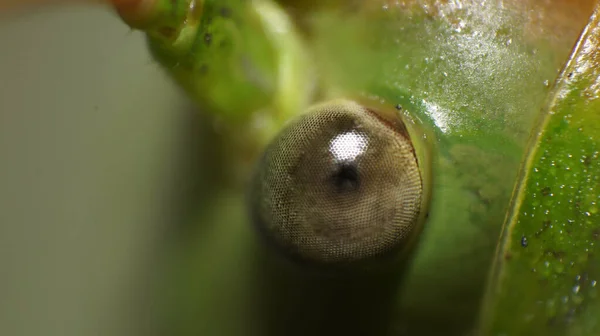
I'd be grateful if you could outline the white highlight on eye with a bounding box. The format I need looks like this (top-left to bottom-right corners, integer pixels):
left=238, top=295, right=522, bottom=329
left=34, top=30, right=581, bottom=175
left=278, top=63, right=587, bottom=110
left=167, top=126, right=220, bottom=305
left=329, top=131, right=369, bottom=162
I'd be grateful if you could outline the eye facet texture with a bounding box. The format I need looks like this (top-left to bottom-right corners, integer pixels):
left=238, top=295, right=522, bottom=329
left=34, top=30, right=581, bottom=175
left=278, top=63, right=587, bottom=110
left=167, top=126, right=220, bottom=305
left=250, top=100, right=423, bottom=267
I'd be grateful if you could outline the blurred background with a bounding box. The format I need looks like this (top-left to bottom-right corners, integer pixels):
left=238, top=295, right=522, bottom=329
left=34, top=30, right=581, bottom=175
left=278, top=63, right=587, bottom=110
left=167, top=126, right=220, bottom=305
left=0, top=5, right=203, bottom=336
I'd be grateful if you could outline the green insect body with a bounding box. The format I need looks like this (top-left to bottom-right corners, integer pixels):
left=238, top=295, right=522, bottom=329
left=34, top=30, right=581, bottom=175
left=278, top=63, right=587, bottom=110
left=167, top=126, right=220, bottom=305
left=119, top=0, right=315, bottom=183
left=116, top=0, right=600, bottom=335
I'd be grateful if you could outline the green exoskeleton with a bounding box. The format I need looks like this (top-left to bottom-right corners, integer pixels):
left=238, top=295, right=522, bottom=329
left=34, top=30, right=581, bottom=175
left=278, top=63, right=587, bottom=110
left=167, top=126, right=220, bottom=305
left=116, top=0, right=600, bottom=335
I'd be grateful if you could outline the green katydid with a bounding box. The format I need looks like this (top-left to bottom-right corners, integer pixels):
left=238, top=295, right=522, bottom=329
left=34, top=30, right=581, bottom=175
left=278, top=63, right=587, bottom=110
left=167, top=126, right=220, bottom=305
left=115, top=0, right=600, bottom=335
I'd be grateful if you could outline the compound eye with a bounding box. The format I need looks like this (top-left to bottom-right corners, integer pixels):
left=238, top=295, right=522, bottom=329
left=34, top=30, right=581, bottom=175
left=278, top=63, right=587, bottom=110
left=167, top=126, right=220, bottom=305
left=249, top=100, right=426, bottom=267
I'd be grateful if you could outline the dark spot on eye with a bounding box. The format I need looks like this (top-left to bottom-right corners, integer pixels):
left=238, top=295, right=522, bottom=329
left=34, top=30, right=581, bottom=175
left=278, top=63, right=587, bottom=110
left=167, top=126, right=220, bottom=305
left=329, top=163, right=361, bottom=193
left=204, top=33, right=212, bottom=45
left=541, top=186, right=551, bottom=196
left=395, top=104, right=403, bottom=111
left=567, top=72, right=573, bottom=78
left=220, top=7, right=232, bottom=17
left=521, top=236, right=528, bottom=247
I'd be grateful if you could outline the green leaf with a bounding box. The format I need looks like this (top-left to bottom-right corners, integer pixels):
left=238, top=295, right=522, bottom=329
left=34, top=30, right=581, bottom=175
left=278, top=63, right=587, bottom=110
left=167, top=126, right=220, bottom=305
left=480, top=4, right=600, bottom=335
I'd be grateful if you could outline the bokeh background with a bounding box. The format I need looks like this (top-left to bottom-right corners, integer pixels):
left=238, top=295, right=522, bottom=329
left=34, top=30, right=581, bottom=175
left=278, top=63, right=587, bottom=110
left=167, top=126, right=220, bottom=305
left=0, top=5, right=203, bottom=335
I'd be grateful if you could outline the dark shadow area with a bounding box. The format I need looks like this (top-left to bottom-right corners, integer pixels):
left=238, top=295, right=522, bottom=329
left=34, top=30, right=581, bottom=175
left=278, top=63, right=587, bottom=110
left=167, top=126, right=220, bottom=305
left=249, top=243, right=409, bottom=336
left=131, top=100, right=233, bottom=336
left=161, top=102, right=230, bottom=239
